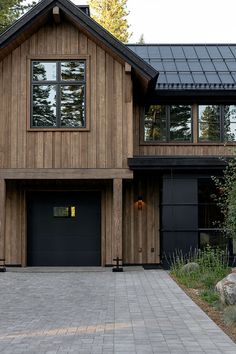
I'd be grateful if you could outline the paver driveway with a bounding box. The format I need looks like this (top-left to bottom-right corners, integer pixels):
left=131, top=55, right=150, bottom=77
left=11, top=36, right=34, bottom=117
left=0, top=268, right=235, bottom=354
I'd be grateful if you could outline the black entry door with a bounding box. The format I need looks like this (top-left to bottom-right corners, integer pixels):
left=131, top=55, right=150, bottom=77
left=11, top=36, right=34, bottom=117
left=27, top=192, right=101, bottom=266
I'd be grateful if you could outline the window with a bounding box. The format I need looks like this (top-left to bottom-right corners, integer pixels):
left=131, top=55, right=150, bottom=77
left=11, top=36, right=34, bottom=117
left=53, top=206, right=76, bottom=218
left=198, top=179, right=226, bottom=250
left=144, top=105, right=192, bottom=142
left=198, top=105, right=236, bottom=142
left=31, top=60, right=86, bottom=128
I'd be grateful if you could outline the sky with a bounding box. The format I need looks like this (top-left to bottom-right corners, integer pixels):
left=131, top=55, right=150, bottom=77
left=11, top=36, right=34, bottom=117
left=73, top=0, right=236, bottom=44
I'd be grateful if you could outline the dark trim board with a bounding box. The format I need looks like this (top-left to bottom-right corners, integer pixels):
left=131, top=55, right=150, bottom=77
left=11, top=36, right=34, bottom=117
left=128, top=156, right=228, bottom=170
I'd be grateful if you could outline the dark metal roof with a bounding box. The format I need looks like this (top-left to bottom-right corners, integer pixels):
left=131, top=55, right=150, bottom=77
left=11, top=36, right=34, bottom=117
left=127, top=44, right=236, bottom=91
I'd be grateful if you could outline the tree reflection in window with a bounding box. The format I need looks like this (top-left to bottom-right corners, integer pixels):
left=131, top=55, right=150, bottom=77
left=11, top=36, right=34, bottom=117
left=31, top=60, right=86, bottom=128
left=199, top=105, right=220, bottom=142
left=224, top=105, right=236, bottom=141
left=198, top=105, right=236, bottom=142
left=144, top=105, right=167, bottom=141
left=61, top=85, right=85, bottom=128
left=144, top=104, right=191, bottom=142
left=170, top=105, right=191, bottom=141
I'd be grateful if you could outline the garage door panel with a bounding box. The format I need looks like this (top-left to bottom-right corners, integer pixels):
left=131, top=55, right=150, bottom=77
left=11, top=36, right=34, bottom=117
left=27, top=192, right=101, bottom=266
left=37, top=235, right=100, bottom=252
left=28, top=251, right=101, bottom=266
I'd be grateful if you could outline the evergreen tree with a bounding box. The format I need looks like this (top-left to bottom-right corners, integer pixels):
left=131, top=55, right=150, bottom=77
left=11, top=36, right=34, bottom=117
left=0, top=0, right=35, bottom=33
left=199, top=105, right=220, bottom=141
left=60, top=61, right=85, bottom=128
left=170, top=105, right=191, bottom=141
left=88, top=0, right=131, bottom=43
left=224, top=105, right=236, bottom=141
left=138, top=34, right=145, bottom=44
left=32, top=62, right=56, bottom=127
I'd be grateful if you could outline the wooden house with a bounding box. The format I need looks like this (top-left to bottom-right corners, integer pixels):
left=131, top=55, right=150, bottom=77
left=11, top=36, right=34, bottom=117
left=0, top=0, right=235, bottom=267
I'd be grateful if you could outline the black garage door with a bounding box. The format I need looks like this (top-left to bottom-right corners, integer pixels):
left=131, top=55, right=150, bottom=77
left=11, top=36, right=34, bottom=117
left=27, top=192, right=101, bottom=266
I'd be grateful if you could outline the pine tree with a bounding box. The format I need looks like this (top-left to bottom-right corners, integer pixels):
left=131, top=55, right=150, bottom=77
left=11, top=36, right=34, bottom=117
left=88, top=0, right=131, bottom=43
left=32, top=62, right=56, bottom=127
left=0, top=0, right=35, bottom=33
left=200, top=105, right=220, bottom=141
left=138, top=34, right=145, bottom=44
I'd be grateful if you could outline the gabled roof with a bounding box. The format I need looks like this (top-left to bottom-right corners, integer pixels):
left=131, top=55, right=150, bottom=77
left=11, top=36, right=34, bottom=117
left=128, top=44, right=236, bottom=91
left=0, top=0, right=158, bottom=86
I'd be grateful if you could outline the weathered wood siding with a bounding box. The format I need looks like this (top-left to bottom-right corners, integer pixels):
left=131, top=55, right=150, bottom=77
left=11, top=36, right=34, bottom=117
left=0, top=20, right=133, bottom=170
left=134, top=103, right=234, bottom=156
left=123, top=176, right=160, bottom=264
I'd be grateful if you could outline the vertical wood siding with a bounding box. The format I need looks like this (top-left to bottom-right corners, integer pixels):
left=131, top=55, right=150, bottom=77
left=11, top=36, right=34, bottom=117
left=123, top=176, right=160, bottom=264
left=0, top=20, right=133, bottom=169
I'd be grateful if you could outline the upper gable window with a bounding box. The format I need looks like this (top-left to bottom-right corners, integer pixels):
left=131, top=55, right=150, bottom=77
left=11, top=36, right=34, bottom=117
left=144, top=104, right=192, bottom=142
left=198, top=105, right=236, bottom=142
left=31, top=60, right=86, bottom=128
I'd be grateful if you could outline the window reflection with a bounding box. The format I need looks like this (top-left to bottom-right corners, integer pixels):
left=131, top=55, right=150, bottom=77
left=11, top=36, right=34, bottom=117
left=144, top=105, right=192, bottom=142
left=198, top=105, right=221, bottom=142
left=224, top=105, right=236, bottom=141
left=32, top=62, right=57, bottom=81
left=61, top=61, right=85, bottom=81
left=144, top=105, right=167, bottom=141
left=61, top=85, right=85, bottom=128
left=31, top=60, right=86, bottom=129
left=170, top=105, right=191, bottom=141
left=32, top=85, right=56, bottom=127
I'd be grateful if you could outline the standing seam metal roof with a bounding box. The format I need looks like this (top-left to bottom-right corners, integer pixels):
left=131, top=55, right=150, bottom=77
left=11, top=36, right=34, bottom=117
left=127, top=44, right=236, bottom=90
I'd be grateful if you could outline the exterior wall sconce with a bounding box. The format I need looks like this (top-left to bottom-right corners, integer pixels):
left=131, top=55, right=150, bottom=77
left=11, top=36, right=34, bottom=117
left=137, top=196, right=144, bottom=210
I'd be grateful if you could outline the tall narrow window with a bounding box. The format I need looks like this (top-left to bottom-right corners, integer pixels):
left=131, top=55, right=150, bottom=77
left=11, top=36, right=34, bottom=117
left=144, top=105, right=167, bottom=142
left=224, top=105, right=236, bottom=141
left=198, top=105, right=221, bottom=142
left=198, top=179, right=225, bottom=249
left=31, top=60, right=86, bottom=128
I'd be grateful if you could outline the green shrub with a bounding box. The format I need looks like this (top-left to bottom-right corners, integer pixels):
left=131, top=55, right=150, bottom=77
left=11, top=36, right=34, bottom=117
left=169, top=245, right=229, bottom=291
left=223, top=305, right=236, bottom=325
left=200, top=289, right=220, bottom=306
left=198, top=271, right=228, bottom=289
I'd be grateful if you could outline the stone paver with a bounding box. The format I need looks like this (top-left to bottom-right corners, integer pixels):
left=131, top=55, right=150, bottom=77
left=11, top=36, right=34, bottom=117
left=0, top=268, right=235, bottom=353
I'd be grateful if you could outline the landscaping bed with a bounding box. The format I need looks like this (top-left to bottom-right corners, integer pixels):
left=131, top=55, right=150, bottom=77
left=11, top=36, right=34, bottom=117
left=169, top=246, right=236, bottom=343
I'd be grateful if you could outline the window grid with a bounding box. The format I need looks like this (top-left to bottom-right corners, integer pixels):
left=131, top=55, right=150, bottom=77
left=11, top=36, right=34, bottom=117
left=31, top=60, right=86, bottom=129
left=144, top=105, right=192, bottom=143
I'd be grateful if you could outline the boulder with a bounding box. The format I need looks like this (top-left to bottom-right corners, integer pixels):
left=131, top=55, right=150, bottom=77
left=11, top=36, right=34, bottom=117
left=216, top=273, right=236, bottom=305
left=181, top=262, right=200, bottom=273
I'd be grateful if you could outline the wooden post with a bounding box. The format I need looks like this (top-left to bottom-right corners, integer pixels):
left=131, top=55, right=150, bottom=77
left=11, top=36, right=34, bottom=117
left=0, top=180, right=6, bottom=265
left=113, top=179, right=123, bottom=264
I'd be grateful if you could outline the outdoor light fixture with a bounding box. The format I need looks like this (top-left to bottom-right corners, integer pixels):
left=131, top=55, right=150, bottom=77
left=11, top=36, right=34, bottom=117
left=137, top=196, right=144, bottom=210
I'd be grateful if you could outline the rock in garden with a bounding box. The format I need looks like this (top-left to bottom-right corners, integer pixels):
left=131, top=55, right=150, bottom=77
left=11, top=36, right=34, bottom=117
left=216, top=273, right=236, bottom=305
left=181, top=262, right=200, bottom=273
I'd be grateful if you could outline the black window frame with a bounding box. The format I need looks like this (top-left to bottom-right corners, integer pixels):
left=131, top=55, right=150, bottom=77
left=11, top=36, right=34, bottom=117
left=198, top=104, right=236, bottom=143
left=30, top=60, right=86, bottom=129
left=197, top=178, right=228, bottom=251
left=143, top=104, right=193, bottom=143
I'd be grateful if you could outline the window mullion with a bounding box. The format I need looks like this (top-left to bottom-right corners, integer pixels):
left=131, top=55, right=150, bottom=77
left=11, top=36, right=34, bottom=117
left=167, top=106, right=170, bottom=142
left=221, top=105, right=224, bottom=142
left=57, top=62, right=61, bottom=128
